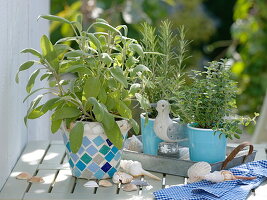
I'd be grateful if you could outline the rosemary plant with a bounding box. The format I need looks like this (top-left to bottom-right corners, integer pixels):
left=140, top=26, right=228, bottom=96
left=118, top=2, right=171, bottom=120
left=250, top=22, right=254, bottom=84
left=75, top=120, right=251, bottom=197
left=137, top=20, right=190, bottom=118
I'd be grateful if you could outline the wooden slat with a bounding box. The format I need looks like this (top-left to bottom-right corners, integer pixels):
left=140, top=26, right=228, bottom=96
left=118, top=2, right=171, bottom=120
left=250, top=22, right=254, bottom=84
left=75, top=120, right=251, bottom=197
left=51, top=170, right=75, bottom=193
left=254, top=144, right=267, bottom=161
left=165, top=174, right=185, bottom=188
left=73, top=179, right=95, bottom=194
left=42, top=144, right=65, bottom=164
left=28, top=170, right=57, bottom=194
left=23, top=193, right=146, bottom=200
left=96, top=179, right=117, bottom=195
left=141, top=172, right=163, bottom=199
left=0, top=141, right=49, bottom=200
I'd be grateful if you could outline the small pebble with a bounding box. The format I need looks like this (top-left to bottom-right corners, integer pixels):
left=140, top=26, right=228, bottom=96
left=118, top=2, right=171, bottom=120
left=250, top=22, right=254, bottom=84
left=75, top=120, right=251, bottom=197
left=28, top=176, right=44, bottom=183
left=99, top=180, right=113, bottom=187
left=122, top=183, right=138, bottom=192
left=16, top=172, right=31, bottom=180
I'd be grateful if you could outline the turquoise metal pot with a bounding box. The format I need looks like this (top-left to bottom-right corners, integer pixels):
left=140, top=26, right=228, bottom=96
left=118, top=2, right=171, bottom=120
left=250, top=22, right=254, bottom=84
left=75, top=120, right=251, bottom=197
left=187, top=124, right=227, bottom=163
left=140, top=114, right=163, bottom=155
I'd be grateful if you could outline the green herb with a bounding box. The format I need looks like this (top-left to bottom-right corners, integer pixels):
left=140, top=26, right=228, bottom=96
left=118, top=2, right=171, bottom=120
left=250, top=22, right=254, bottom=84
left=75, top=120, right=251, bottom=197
left=137, top=20, right=190, bottom=118
left=175, top=59, right=258, bottom=139
left=17, top=15, right=147, bottom=151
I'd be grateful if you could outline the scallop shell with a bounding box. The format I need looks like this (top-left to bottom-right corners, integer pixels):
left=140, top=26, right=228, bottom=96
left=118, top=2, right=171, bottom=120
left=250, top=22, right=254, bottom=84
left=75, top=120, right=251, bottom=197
left=28, top=176, right=44, bottom=183
left=16, top=172, right=31, bottom=180
left=83, top=180, right=99, bottom=188
left=99, top=180, right=113, bottom=187
left=112, top=172, right=133, bottom=184
left=122, top=183, right=138, bottom=192
left=187, top=162, right=211, bottom=183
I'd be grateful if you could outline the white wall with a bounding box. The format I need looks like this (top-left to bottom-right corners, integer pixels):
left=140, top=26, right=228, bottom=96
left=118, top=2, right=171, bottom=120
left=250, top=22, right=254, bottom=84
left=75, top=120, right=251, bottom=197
left=0, top=0, right=50, bottom=190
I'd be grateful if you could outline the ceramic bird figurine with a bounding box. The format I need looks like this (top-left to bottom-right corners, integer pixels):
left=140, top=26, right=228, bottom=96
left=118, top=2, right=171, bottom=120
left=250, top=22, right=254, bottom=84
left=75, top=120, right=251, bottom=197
left=154, top=100, right=181, bottom=142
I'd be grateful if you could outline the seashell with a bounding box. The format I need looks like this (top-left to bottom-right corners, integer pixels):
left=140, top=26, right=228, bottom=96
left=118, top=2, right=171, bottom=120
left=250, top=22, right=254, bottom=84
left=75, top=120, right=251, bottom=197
left=83, top=180, right=99, bottom=188
left=99, top=180, right=113, bottom=187
left=28, top=176, right=44, bottom=183
left=187, top=162, right=211, bottom=183
left=112, top=171, right=133, bottom=184
left=16, top=172, right=31, bottom=180
left=201, top=170, right=256, bottom=183
left=120, top=160, right=161, bottom=181
left=124, top=135, right=143, bottom=153
left=122, top=183, right=138, bottom=192
left=202, top=171, right=225, bottom=183
left=131, top=179, right=149, bottom=186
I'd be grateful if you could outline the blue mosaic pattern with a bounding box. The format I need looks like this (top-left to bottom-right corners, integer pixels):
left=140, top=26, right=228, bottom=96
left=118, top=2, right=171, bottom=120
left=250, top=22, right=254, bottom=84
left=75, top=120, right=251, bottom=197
left=63, top=133, right=122, bottom=179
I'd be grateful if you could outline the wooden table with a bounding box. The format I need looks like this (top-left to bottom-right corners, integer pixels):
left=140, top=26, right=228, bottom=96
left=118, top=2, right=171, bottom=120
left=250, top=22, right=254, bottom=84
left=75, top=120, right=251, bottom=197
left=0, top=141, right=266, bottom=200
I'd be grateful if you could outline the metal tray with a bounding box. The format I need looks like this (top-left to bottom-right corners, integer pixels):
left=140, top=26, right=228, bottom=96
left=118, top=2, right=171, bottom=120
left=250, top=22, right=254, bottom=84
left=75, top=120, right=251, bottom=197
left=122, top=142, right=256, bottom=177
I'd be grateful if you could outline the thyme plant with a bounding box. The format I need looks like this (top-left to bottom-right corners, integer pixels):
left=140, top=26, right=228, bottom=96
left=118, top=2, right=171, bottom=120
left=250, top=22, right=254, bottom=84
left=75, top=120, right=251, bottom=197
left=175, top=59, right=258, bottom=139
left=137, top=20, right=190, bottom=117
left=16, top=15, right=148, bottom=151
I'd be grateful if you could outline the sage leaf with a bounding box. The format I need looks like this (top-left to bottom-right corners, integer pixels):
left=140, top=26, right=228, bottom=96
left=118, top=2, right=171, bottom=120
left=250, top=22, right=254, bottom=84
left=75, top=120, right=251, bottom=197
left=69, top=122, right=84, bottom=153
left=40, top=35, right=59, bottom=71
left=100, top=53, right=113, bottom=66
left=133, top=64, right=150, bottom=74
left=52, top=106, right=81, bottom=120
left=110, top=67, right=128, bottom=88
left=129, top=118, right=139, bottom=134
left=116, top=100, right=132, bottom=119
left=26, top=69, right=40, bottom=93
left=51, top=119, right=62, bottom=133
left=83, top=77, right=101, bottom=100
left=88, top=97, right=104, bottom=121
left=21, top=48, right=42, bottom=58
left=39, top=15, right=71, bottom=24
left=129, top=43, right=143, bottom=57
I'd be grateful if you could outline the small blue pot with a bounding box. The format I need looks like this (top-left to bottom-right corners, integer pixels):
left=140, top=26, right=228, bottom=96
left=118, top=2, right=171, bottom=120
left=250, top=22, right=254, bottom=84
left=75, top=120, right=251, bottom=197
left=187, top=124, right=227, bottom=163
left=140, top=114, right=163, bottom=155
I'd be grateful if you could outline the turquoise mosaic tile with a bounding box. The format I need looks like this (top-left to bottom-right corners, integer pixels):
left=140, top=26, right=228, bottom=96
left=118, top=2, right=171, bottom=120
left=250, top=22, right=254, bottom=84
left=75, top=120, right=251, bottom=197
left=76, top=160, right=86, bottom=171
left=108, top=167, right=117, bottom=177
left=111, top=146, right=119, bottom=154
left=81, top=153, right=92, bottom=164
left=105, top=151, right=115, bottom=162
left=99, top=145, right=110, bottom=155
left=93, top=136, right=105, bottom=146
left=94, top=169, right=105, bottom=179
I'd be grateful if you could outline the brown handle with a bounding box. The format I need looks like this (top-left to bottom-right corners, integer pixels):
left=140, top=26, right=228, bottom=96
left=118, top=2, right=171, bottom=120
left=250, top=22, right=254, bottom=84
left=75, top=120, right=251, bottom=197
left=221, top=142, right=254, bottom=170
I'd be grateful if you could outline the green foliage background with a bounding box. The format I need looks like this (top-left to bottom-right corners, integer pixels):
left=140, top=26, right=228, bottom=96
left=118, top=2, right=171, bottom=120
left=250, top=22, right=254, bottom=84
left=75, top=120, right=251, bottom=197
left=49, top=0, right=266, bottom=123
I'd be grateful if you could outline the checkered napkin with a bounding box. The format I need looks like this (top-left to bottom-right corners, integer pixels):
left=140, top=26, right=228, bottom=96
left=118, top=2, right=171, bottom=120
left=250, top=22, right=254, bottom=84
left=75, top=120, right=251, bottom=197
left=154, top=160, right=267, bottom=200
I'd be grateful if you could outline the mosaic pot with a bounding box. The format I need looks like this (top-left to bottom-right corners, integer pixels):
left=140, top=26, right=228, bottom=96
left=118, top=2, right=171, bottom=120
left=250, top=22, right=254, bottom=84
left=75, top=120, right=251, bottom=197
left=62, top=120, right=130, bottom=180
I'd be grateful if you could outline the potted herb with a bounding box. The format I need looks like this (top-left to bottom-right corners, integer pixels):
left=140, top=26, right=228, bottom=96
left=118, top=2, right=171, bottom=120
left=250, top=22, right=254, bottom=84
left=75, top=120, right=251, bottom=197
left=16, top=15, right=146, bottom=179
left=136, top=21, right=190, bottom=155
left=175, top=59, right=258, bottom=163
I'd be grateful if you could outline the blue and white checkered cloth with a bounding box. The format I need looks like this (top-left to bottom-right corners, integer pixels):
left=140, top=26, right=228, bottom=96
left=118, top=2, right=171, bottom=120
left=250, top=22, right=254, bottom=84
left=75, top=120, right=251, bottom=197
left=154, top=160, right=267, bottom=200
